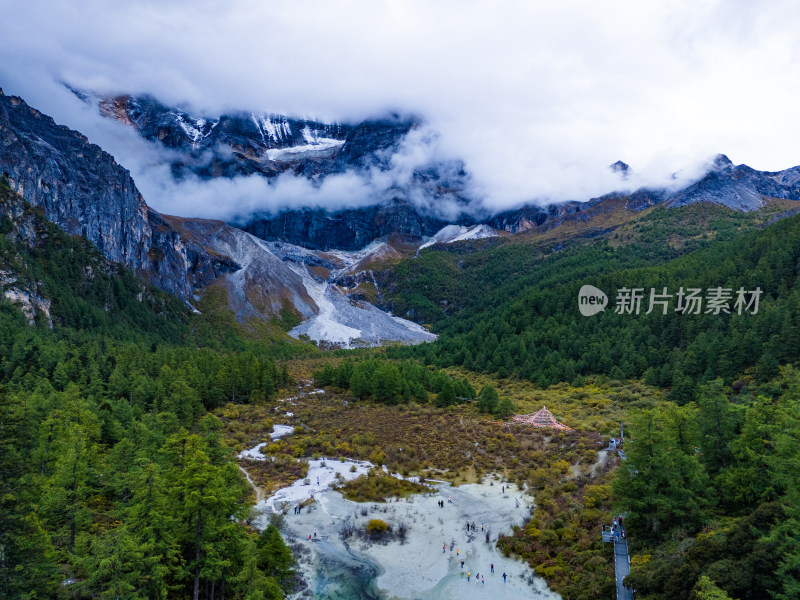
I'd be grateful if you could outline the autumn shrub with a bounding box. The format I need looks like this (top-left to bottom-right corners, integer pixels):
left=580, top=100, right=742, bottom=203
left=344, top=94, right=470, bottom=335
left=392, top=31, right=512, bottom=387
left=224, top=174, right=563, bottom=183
left=334, top=469, right=432, bottom=502
left=366, top=519, right=389, bottom=534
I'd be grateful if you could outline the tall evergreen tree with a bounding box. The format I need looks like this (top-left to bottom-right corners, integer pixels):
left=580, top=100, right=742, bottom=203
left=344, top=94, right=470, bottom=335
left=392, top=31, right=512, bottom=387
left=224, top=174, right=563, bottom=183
left=435, top=379, right=456, bottom=407
left=613, top=408, right=709, bottom=537
left=476, top=384, right=499, bottom=413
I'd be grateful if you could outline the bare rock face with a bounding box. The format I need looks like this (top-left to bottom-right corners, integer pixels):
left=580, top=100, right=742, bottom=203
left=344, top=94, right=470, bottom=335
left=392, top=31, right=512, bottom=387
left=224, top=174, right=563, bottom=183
left=158, top=216, right=318, bottom=321
left=0, top=92, right=150, bottom=268
left=145, top=210, right=238, bottom=297
left=83, top=92, right=474, bottom=249
left=244, top=199, right=451, bottom=251
left=3, top=287, right=52, bottom=327
left=0, top=90, right=237, bottom=298
left=664, top=154, right=800, bottom=211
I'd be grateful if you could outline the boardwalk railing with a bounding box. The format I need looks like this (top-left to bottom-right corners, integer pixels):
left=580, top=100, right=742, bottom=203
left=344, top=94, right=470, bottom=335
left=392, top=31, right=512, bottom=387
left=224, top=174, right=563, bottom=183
left=601, top=522, right=634, bottom=600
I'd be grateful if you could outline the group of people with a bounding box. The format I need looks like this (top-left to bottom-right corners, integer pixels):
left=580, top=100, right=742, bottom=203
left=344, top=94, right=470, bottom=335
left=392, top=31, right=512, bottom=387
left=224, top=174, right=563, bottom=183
left=465, top=520, right=484, bottom=532
left=610, top=516, right=625, bottom=541
left=454, top=507, right=507, bottom=586
left=464, top=566, right=507, bottom=584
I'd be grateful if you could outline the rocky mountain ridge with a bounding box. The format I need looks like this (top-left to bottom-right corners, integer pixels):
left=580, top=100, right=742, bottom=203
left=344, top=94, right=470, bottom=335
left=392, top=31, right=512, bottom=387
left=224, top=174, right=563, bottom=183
left=86, top=92, right=352, bottom=179
left=0, top=89, right=237, bottom=301
left=86, top=91, right=800, bottom=250
left=5, top=87, right=800, bottom=347
left=664, top=154, right=800, bottom=211
left=81, top=91, right=474, bottom=248
left=0, top=89, right=437, bottom=346
left=79, top=91, right=472, bottom=201
left=486, top=155, right=800, bottom=236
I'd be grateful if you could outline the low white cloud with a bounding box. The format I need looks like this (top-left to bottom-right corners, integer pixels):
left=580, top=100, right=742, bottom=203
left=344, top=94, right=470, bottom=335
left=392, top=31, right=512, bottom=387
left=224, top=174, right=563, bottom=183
left=2, top=0, right=799, bottom=218
left=147, top=170, right=376, bottom=221
left=94, top=119, right=465, bottom=220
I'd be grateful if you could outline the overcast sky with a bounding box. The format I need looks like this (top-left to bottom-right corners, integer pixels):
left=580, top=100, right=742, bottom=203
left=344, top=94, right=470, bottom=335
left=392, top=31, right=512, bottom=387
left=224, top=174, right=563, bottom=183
left=2, top=0, right=800, bottom=217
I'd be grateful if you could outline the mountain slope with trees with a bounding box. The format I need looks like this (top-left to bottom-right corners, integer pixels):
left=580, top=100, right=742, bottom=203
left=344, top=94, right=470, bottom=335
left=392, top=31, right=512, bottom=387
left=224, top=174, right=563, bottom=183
left=0, top=180, right=306, bottom=599
left=388, top=201, right=800, bottom=400
left=378, top=198, right=800, bottom=599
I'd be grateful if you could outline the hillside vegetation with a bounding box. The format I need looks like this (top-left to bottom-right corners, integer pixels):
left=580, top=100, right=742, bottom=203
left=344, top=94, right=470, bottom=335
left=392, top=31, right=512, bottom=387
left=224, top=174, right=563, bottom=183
left=0, top=183, right=309, bottom=599
left=4, top=171, right=800, bottom=600
left=376, top=203, right=800, bottom=599
left=389, top=204, right=800, bottom=398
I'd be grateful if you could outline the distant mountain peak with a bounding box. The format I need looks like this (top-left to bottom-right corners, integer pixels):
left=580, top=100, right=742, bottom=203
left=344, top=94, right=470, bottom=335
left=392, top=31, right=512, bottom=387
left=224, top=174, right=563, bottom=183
left=711, top=153, right=733, bottom=170
left=609, top=160, right=630, bottom=175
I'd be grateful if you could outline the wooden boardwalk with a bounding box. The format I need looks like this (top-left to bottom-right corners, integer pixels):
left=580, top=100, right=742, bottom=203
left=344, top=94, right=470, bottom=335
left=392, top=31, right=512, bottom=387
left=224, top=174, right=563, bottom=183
left=600, top=437, right=634, bottom=599
left=602, top=523, right=634, bottom=600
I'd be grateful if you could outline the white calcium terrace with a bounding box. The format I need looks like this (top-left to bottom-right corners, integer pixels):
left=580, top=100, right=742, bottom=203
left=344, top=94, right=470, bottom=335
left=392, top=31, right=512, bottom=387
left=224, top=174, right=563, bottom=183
left=258, top=458, right=375, bottom=515
left=252, top=466, right=560, bottom=600
left=237, top=425, right=296, bottom=461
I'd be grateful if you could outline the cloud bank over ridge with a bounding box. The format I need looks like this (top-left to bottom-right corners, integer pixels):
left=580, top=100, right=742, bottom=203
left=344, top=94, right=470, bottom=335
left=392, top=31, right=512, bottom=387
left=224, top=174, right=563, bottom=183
left=2, top=0, right=800, bottom=218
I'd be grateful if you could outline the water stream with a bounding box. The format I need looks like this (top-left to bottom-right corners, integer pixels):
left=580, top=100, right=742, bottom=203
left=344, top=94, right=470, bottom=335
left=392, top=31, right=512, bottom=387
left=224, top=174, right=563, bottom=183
left=309, top=539, right=384, bottom=600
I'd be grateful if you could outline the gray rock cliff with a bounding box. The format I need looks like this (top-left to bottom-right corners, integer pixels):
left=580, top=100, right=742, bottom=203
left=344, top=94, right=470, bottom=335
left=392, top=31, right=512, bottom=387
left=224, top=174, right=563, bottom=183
left=0, top=90, right=237, bottom=298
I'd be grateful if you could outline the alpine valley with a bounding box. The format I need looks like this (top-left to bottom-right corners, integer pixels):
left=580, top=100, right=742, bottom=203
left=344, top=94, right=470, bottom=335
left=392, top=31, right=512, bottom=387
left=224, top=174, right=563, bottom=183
left=3, top=86, right=800, bottom=600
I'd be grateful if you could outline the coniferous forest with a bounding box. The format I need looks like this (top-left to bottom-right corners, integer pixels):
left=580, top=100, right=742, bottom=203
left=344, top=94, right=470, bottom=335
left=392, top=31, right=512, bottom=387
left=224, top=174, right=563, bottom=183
left=0, top=182, right=301, bottom=598
left=3, top=177, right=800, bottom=600
left=7, top=4, right=800, bottom=598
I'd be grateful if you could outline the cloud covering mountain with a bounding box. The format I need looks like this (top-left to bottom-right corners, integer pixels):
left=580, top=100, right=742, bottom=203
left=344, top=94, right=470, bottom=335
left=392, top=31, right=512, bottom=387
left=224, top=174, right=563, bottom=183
left=2, top=0, right=800, bottom=218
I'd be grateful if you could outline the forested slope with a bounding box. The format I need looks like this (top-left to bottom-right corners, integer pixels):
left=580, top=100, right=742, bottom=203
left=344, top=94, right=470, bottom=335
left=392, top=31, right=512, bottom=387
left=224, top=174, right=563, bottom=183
left=383, top=199, right=800, bottom=599
left=389, top=203, right=800, bottom=398
left=4, top=166, right=800, bottom=600
left=0, top=180, right=307, bottom=599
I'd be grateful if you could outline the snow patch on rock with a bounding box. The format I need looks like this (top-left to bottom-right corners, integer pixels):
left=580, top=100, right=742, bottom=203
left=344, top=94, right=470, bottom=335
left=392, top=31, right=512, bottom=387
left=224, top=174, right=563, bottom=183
left=266, top=138, right=344, bottom=162
left=265, top=241, right=436, bottom=348
left=419, top=224, right=497, bottom=250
